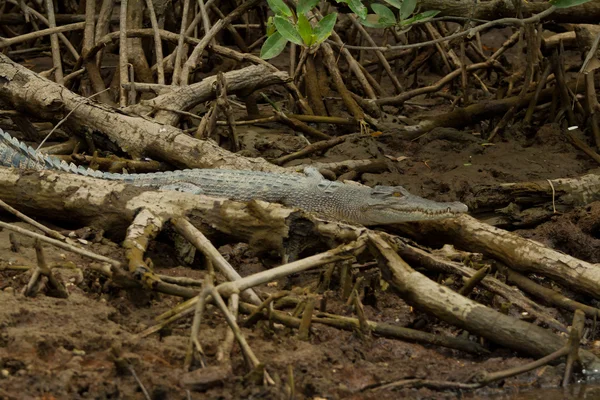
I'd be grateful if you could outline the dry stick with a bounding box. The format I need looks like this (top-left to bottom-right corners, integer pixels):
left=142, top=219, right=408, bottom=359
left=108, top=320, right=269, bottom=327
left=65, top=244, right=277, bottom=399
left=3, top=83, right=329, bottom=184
left=95, top=0, right=116, bottom=65
left=502, top=266, right=600, bottom=318
left=458, top=265, right=491, bottom=296
left=181, top=0, right=261, bottom=86
left=127, top=366, right=151, bottom=400
left=218, top=74, right=240, bottom=151
left=553, top=47, right=577, bottom=126
left=367, top=232, right=599, bottom=365
left=172, top=0, right=192, bottom=86
left=171, top=217, right=262, bottom=306
left=209, top=286, right=275, bottom=385
left=197, top=0, right=213, bottom=45
left=218, top=237, right=367, bottom=298
left=407, top=214, right=600, bottom=298
left=210, top=44, right=311, bottom=115
left=76, top=27, right=310, bottom=114
left=563, top=309, right=586, bottom=387
left=144, top=0, right=165, bottom=85
left=180, top=19, right=225, bottom=86
left=523, top=61, right=552, bottom=124
left=585, top=71, right=600, bottom=149
left=42, top=0, right=64, bottom=84
left=322, top=27, right=376, bottom=100
left=238, top=303, right=487, bottom=355
left=216, top=293, right=239, bottom=363
left=357, top=62, right=384, bottom=96
left=304, top=54, right=328, bottom=116
left=423, top=23, right=453, bottom=73
left=0, top=198, right=65, bottom=241
left=386, top=78, right=586, bottom=140
left=376, top=59, right=502, bottom=107
left=210, top=4, right=249, bottom=53
left=0, top=220, right=122, bottom=268
left=348, top=15, right=402, bottom=94
left=5, top=0, right=79, bottom=59
left=185, top=282, right=211, bottom=370
left=214, top=114, right=356, bottom=127
left=471, top=346, right=570, bottom=388
left=122, top=208, right=162, bottom=276
left=0, top=22, right=85, bottom=49
left=149, top=238, right=367, bottom=329
left=273, top=133, right=360, bottom=166
left=297, top=295, right=316, bottom=341
left=565, top=129, right=600, bottom=165
left=275, top=111, right=331, bottom=140
left=25, top=240, right=69, bottom=298
left=488, top=25, right=537, bottom=141
left=242, top=291, right=289, bottom=327
left=118, top=0, right=129, bottom=106
left=24, top=240, right=46, bottom=297
left=373, top=340, right=570, bottom=392
left=393, top=238, right=567, bottom=331
left=82, top=0, right=113, bottom=105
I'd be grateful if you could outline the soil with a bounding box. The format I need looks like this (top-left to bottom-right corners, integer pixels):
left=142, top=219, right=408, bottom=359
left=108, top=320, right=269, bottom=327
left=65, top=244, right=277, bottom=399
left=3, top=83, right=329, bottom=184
left=2, top=31, right=600, bottom=400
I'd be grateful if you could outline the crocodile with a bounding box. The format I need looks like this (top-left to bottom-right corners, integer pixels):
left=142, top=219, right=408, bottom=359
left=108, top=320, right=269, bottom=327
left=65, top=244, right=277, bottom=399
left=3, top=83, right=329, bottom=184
left=0, top=129, right=468, bottom=225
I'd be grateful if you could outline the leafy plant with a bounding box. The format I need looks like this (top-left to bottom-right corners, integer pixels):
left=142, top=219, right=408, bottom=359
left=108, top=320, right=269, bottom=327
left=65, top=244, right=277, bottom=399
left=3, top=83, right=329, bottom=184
left=358, top=0, right=440, bottom=29
left=260, top=0, right=337, bottom=60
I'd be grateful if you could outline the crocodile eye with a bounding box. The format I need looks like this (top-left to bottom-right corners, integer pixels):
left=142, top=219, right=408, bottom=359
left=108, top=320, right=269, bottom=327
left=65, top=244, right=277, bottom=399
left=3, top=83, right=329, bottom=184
left=392, top=192, right=404, bottom=198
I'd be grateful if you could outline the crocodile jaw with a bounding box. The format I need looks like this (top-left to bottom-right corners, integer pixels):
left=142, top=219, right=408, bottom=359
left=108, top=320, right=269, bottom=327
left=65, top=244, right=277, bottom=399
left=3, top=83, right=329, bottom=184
left=361, top=196, right=468, bottom=225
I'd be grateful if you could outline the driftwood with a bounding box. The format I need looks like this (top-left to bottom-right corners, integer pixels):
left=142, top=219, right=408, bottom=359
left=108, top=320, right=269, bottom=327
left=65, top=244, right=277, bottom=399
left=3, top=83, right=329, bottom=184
left=468, top=172, right=600, bottom=225
left=0, top=167, right=298, bottom=248
left=400, top=215, right=600, bottom=298
left=368, top=233, right=600, bottom=367
left=0, top=53, right=288, bottom=172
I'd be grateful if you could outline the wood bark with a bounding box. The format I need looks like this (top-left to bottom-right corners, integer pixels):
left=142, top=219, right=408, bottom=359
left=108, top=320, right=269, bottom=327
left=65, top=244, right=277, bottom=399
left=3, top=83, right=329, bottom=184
left=468, top=172, right=600, bottom=213
left=0, top=167, right=300, bottom=250
left=369, top=233, right=600, bottom=366
left=0, top=53, right=288, bottom=172
left=400, top=215, right=600, bottom=299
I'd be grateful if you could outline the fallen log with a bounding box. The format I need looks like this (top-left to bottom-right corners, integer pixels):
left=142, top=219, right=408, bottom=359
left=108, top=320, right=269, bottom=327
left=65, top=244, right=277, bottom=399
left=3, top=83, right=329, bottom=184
left=368, top=232, right=600, bottom=367
left=0, top=53, right=288, bottom=172
left=0, top=167, right=298, bottom=249
left=400, top=215, right=600, bottom=299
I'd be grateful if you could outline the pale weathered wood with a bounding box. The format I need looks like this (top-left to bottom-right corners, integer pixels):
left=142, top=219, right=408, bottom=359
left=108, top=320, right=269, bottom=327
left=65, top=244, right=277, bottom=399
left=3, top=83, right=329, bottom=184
left=0, top=53, right=288, bottom=172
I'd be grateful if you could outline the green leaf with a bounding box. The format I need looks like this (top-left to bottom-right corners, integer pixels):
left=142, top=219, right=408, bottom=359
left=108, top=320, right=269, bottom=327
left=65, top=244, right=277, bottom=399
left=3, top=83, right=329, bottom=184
left=274, top=15, right=304, bottom=46
left=360, top=14, right=393, bottom=28
left=266, top=0, right=292, bottom=17
left=549, top=0, right=592, bottom=8
left=400, top=10, right=439, bottom=26
left=371, top=3, right=396, bottom=25
left=314, top=13, right=337, bottom=44
left=266, top=16, right=277, bottom=36
left=415, top=10, right=440, bottom=20
left=400, top=0, right=417, bottom=20
left=346, top=0, right=368, bottom=19
left=381, top=0, right=403, bottom=10
left=297, top=0, right=319, bottom=14
left=260, top=32, right=288, bottom=59
left=297, top=13, right=313, bottom=45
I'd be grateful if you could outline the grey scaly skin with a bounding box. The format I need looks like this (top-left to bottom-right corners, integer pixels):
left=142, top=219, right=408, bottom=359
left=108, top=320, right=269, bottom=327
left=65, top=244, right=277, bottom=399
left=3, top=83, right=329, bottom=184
left=0, top=129, right=468, bottom=225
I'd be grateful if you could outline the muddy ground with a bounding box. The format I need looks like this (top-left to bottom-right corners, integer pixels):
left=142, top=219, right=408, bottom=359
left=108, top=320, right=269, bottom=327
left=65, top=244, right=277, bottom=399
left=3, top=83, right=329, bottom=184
left=2, top=25, right=600, bottom=400
left=2, top=120, right=600, bottom=400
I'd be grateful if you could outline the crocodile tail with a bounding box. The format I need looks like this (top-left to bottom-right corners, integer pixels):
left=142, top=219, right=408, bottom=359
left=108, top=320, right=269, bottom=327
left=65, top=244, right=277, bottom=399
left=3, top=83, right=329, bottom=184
left=0, top=128, right=105, bottom=178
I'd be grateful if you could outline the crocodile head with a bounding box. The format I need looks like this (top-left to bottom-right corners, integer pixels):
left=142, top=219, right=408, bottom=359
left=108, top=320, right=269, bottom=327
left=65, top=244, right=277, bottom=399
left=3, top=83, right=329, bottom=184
left=360, top=185, right=468, bottom=225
